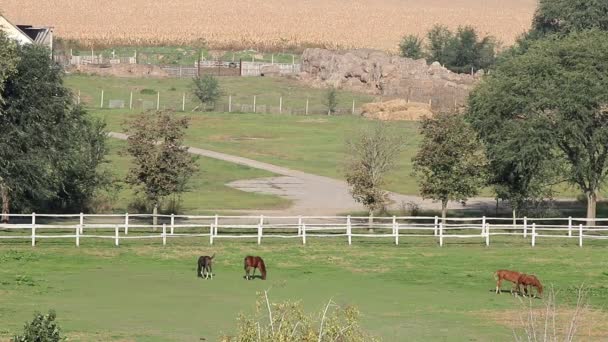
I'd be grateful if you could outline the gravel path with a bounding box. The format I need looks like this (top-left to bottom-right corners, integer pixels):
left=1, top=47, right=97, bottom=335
left=109, top=132, right=499, bottom=215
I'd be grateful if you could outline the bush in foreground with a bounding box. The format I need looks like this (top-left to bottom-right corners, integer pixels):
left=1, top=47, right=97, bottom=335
left=222, top=291, right=377, bottom=342
left=13, top=310, right=63, bottom=342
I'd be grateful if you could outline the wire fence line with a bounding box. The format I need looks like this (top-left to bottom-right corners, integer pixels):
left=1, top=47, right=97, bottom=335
left=1, top=213, right=607, bottom=247
left=77, top=90, right=364, bottom=115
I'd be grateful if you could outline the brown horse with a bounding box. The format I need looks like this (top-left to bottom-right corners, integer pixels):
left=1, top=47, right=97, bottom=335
left=244, top=256, right=266, bottom=280
left=494, top=270, right=522, bottom=294
left=517, top=274, right=543, bottom=298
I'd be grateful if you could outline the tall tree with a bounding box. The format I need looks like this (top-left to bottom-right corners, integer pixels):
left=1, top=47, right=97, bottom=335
left=426, top=24, right=453, bottom=65
left=0, top=43, right=108, bottom=220
left=345, top=124, right=403, bottom=218
left=0, top=30, right=19, bottom=106
left=192, top=75, right=221, bottom=109
left=412, top=112, right=486, bottom=222
left=532, top=0, right=608, bottom=38
left=125, top=111, right=198, bottom=222
left=467, top=31, right=608, bottom=224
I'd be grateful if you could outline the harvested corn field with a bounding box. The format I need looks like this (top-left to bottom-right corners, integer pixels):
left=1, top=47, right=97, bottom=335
left=2, top=0, right=536, bottom=51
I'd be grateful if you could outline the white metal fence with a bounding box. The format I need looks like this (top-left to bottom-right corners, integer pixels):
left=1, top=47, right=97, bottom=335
left=1, top=214, right=607, bottom=247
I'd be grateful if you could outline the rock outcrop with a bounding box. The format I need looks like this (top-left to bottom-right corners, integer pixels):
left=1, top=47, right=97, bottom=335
left=299, top=48, right=481, bottom=112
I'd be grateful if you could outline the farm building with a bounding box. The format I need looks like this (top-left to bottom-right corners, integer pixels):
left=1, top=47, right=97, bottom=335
left=0, top=14, right=53, bottom=50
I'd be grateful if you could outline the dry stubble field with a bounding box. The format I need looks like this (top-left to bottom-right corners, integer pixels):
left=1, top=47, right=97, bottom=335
left=2, top=0, right=536, bottom=50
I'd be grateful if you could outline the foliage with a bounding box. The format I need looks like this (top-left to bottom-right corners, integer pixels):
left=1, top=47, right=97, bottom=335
left=0, top=30, right=19, bottom=107
left=345, top=123, right=404, bottom=214
left=125, top=111, right=198, bottom=209
left=425, top=24, right=497, bottom=73
left=324, top=86, right=338, bottom=115
left=192, top=75, right=221, bottom=106
left=399, top=34, right=424, bottom=59
left=412, top=112, right=486, bottom=220
left=531, top=0, right=608, bottom=38
left=13, top=310, right=63, bottom=342
left=222, top=291, right=376, bottom=342
left=0, top=44, right=108, bottom=218
left=467, top=31, right=608, bottom=222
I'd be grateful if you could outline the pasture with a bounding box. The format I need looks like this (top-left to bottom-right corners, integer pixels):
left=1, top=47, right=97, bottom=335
left=2, top=0, right=536, bottom=50
left=1, top=239, right=608, bottom=341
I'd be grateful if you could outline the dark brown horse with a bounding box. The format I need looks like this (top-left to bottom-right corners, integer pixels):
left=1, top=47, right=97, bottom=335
left=197, top=254, right=215, bottom=279
left=244, top=256, right=266, bottom=280
left=494, top=270, right=522, bottom=294
left=517, top=274, right=543, bottom=298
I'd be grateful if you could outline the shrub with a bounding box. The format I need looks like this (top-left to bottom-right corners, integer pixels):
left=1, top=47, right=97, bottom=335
left=13, top=310, right=63, bottom=342
left=399, top=34, right=424, bottom=59
left=221, top=291, right=377, bottom=342
left=325, top=87, right=338, bottom=115
left=140, top=88, right=156, bottom=95
left=192, top=75, right=221, bottom=107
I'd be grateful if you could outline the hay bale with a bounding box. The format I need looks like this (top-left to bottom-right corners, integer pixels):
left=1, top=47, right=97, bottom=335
left=361, top=99, right=432, bottom=121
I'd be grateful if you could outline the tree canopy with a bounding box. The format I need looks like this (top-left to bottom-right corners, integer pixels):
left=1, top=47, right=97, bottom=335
left=412, top=112, right=486, bottom=221
left=531, top=0, right=608, bottom=38
left=467, top=30, right=608, bottom=222
left=0, top=42, right=108, bottom=218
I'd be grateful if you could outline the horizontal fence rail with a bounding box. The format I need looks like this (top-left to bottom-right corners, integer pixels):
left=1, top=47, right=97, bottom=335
left=1, top=213, right=607, bottom=247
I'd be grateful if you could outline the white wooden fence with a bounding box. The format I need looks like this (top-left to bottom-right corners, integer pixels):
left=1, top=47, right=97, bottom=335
left=1, top=214, right=608, bottom=247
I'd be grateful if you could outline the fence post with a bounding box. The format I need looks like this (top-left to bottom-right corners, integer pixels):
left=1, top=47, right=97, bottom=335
left=124, top=213, right=129, bottom=235
left=182, top=93, right=186, bottom=112
left=31, top=212, right=36, bottom=247
left=179, top=66, right=182, bottom=78
left=579, top=224, right=583, bottom=247
left=352, top=99, right=355, bottom=115
left=434, top=216, right=439, bottom=236
left=100, top=89, right=104, bottom=108
left=395, top=221, right=399, bottom=245
left=75, top=223, right=80, bottom=247
left=79, top=212, right=84, bottom=234
left=523, top=217, right=528, bottom=238
left=305, top=98, right=309, bottom=115
left=115, top=225, right=119, bottom=247
left=253, top=95, right=257, bottom=113
left=209, top=222, right=214, bottom=245
left=129, top=91, right=133, bottom=110
left=279, top=97, right=282, bottom=114
left=162, top=223, right=167, bottom=246
left=298, top=216, right=302, bottom=236
left=228, top=95, right=232, bottom=113
left=156, top=92, right=160, bottom=110
left=568, top=216, right=572, bottom=237
left=78, top=89, right=81, bottom=105
left=531, top=223, right=536, bottom=247
left=392, top=216, right=398, bottom=245
left=170, top=213, right=175, bottom=235
left=258, top=215, right=263, bottom=245
left=347, top=215, right=352, bottom=245
left=302, top=224, right=307, bottom=245
left=439, top=222, right=443, bottom=247
left=485, top=223, right=490, bottom=246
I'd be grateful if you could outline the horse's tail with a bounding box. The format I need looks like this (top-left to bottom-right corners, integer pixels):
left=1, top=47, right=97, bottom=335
left=210, top=253, right=215, bottom=260
left=197, top=258, right=202, bottom=277
left=258, top=258, right=267, bottom=280
left=243, top=256, right=249, bottom=270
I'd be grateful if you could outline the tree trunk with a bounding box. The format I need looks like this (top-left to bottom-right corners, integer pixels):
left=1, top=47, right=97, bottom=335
left=0, top=184, right=9, bottom=224
left=587, top=191, right=597, bottom=227
left=368, top=209, right=374, bottom=232
left=441, top=200, right=447, bottom=224
left=153, top=204, right=158, bottom=231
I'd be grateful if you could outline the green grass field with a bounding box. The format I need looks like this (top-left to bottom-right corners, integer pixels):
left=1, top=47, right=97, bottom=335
left=1, top=239, right=607, bottom=341
left=64, top=75, right=376, bottom=115
left=104, top=139, right=289, bottom=213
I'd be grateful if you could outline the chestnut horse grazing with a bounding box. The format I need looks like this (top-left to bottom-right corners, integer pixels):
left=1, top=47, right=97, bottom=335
left=494, top=270, right=522, bottom=294
left=517, top=274, right=543, bottom=298
left=244, top=256, right=266, bottom=280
